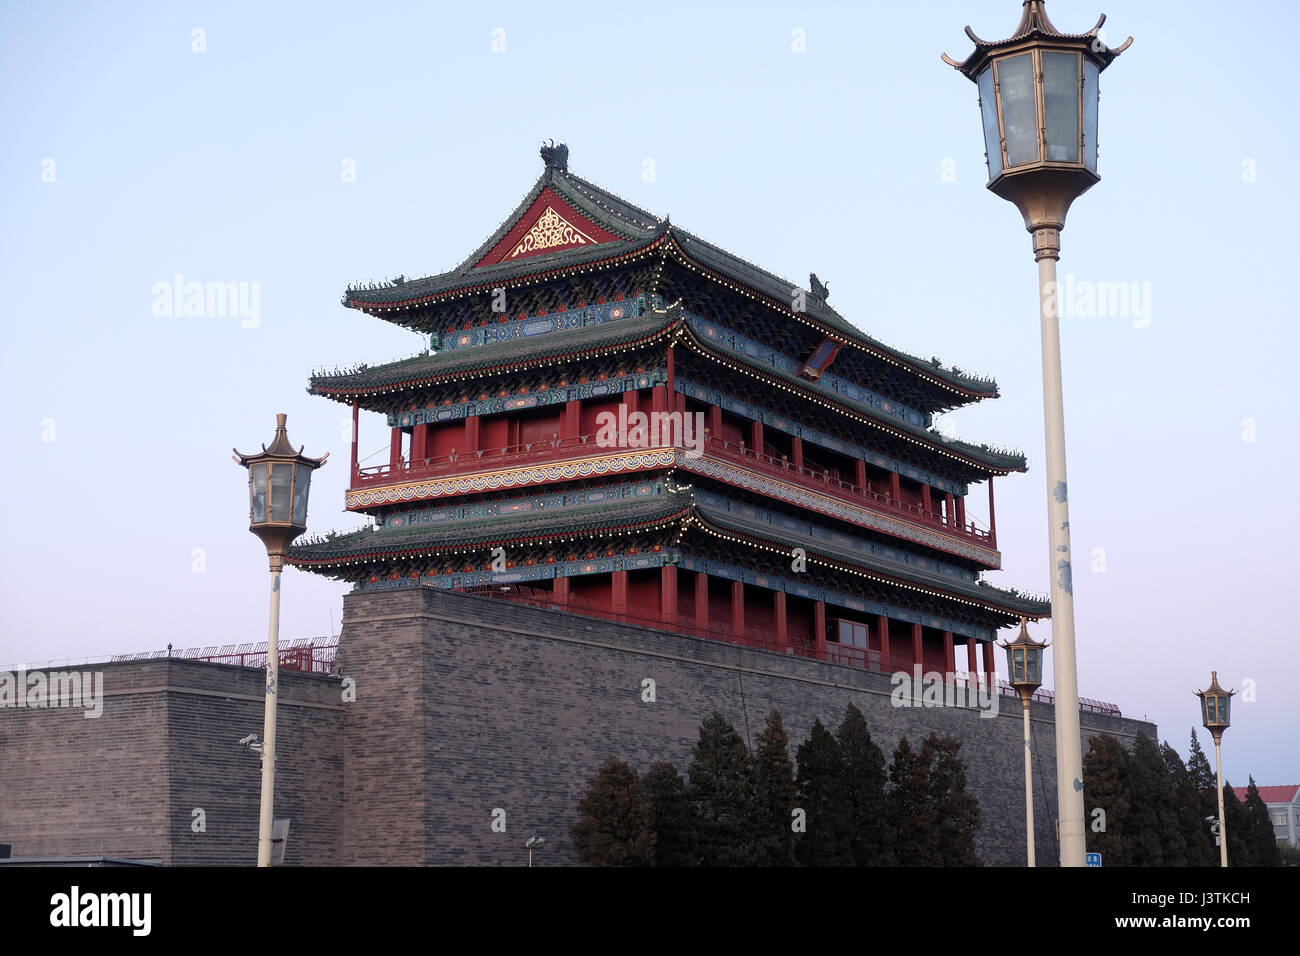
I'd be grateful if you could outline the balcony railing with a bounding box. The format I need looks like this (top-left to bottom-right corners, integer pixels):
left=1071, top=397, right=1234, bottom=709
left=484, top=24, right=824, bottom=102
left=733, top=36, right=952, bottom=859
left=355, top=432, right=995, bottom=549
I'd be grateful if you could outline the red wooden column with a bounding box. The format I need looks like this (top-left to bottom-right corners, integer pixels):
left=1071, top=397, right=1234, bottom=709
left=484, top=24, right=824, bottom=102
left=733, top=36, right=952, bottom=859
left=731, top=581, right=745, bottom=634
left=611, top=570, right=628, bottom=618
left=987, top=477, right=997, bottom=546
left=944, top=631, right=955, bottom=674
left=389, top=427, right=403, bottom=469
left=625, top=388, right=639, bottom=416
left=855, top=459, right=867, bottom=490
left=983, top=642, right=996, bottom=687
left=350, top=401, right=359, bottom=483
left=774, top=591, right=788, bottom=649
left=564, top=399, right=581, bottom=441
left=877, top=614, right=891, bottom=668
left=750, top=421, right=764, bottom=458
left=694, top=571, right=709, bottom=632
left=660, top=564, right=678, bottom=625
left=814, top=601, right=827, bottom=660
left=651, top=385, right=667, bottom=415
left=921, top=484, right=932, bottom=515
left=890, top=471, right=902, bottom=503
left=464, top=415, right=480, bottom=454
left=967, top=638, right=978, bottom=677
left=411, top=423, right=428, bottom=467
left=955, top=495, right=966, bottom=531
left=709, top=405, right=723, bottom=446
left=911, top=622, right=923, bottom=667
left=945, top=492, right=956, bottom=527
left=791, top=436, right=803, bottom=470
left=553, top=576, right=570, bottom=606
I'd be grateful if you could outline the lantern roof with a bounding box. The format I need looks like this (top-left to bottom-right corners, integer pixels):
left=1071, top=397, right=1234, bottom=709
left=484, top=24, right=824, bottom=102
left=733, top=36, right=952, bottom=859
left=942, top=1, right=1132, bottom=80
left=232, top=413, right=330, bottom=468
left=1195, top=670, right=1234, bottom=699
left=1003, top=616, right=1049, bottom=649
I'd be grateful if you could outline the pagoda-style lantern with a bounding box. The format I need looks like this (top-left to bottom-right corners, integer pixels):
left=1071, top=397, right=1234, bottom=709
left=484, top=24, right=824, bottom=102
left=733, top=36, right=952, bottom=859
left=999, top=618, right=1050, bottom=867
left=1194, top=671, right=1236, bottom=868
left=944, top=2, right=1131, bottom=869
left=233, top=414, right=328, bottom=867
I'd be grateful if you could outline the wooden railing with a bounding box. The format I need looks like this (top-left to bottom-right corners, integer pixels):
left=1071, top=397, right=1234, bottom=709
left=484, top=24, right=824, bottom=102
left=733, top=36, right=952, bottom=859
left=354, top=432, right=994, bottom=548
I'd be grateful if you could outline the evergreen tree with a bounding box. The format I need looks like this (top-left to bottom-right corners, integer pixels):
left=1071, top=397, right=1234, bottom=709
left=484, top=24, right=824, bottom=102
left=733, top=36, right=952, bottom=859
left=836, top=703, right=894, bottom=866
left=752, top=710, right=798, bottom=865
left=1242, top=778, right=1282, bottom=867
left=688, top=711, right=758, bottom=866
left=887, top=735, right=941, bottom=865
left=1220, top=780, right=1251, bottom=866
left=1161, top=741, right=1215, bottom=866
left=1082, top=732, right=1130, bottom=866
left=1127, top=734, right=1185, bottom=866
left=794, top=719, right=853, bottom=866
left=570, top=756, right=656, bottom=866
left=1187, top=729, right=1218, bottom=823
left=643, top=761, right=699, bottom=867
left=922, top=733, right=981, bottom=866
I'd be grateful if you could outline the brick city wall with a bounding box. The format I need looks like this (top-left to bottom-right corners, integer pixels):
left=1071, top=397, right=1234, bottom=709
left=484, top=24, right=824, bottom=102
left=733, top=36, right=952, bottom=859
left=0, top=659, right=343, bottom=865
left=336, top=587, right=1156, bottom=866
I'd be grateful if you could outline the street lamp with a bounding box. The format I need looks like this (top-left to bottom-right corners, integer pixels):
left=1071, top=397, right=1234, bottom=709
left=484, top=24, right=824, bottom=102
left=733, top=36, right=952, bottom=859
left=1194, top=671, right=1235, bottom=868
left=234, top=413, right=328, bottom=866
left=1000, top=618, right=1049, bottom=867
left=944, top=1, right=1131, bottom=867
left=524, top=835, right=546, bottom=867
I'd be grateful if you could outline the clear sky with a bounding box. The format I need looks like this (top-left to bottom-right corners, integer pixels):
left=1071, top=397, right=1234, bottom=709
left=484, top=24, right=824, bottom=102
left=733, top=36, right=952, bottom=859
left=2, top=0, right=1296, bottom=786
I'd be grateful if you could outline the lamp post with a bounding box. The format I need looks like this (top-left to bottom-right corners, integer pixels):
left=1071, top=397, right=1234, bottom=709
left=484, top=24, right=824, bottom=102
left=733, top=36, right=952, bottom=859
left=1000, top=618, right=1049, bottom=867
left=234, top=414, right=328, bottom=866
left=944, top=2, right=1131, bottom=867
left=1194, top=672, right=1235, bottom=868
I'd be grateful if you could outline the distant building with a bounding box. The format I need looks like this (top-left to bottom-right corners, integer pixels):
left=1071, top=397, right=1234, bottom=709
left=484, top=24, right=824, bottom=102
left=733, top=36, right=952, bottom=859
left=1232, top=784, right=1300, bottom=846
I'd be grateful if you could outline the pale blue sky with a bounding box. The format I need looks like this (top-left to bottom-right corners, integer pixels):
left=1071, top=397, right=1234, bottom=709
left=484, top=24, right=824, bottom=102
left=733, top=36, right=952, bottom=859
left=2, top=0, right=1296, bottom=784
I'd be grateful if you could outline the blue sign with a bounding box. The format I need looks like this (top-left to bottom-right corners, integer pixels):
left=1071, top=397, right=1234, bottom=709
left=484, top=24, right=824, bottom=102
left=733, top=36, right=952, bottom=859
left=1085, top=852, right=1102, bottom=868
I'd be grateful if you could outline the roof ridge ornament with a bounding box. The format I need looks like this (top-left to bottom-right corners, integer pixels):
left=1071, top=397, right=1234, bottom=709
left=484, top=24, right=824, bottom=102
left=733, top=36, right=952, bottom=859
left=809, top=273, right=829, bottom=303
left=540, top=140, right=569, bottom=174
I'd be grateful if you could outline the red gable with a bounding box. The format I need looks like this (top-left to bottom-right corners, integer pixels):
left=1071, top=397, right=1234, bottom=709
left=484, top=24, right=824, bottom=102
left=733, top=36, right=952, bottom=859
left=474, top=187, right=623, bottom=268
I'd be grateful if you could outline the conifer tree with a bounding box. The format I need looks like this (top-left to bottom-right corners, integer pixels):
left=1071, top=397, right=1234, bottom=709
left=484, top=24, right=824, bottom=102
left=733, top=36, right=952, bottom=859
left=1161, top=741, right=1215, bottom=866
left=836, top=703, right=894, bottom=866
left=1243, top=777, right=1282, bottom=867
left=922, top=733, right=981, bottom=866
left=1082, top=732, right=1129, bottom=866
left=752, top=710, right=798, bottom=865
left=1127, top=734, right=1185, bottom=866
left=688, top=711, right=758, bottom=866
left=1187, top=729, right=1218, bottom=822
left=643, top=761, right=699, bottom=867
left=887, top=735, right=940, bottom=865
left=795, top=719, right=853, bottom=866
left=570, top=756, right=656, bottom=866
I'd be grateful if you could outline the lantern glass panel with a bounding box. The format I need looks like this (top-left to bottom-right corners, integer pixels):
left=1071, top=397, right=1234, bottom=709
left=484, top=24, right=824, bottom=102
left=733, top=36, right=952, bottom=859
left=1011, top=647, right=1025, bottom=682
left=250, top=463, right=268, bottom=524
left=997, top=53, right=1039, bottom=167
left=1026, top=649, right=1041, bottom=684
left=977, top=66, right=1003, bottom=179
left=1203, top=696, right=1217, bottom=725
left=1043, top=52, right=1081, bottom=162
left=292, top=464, right=311, bottom=525
left=1217, top=694, right=1230, bottom=725
left=271, top=463, right=292, bottom=522
left=1083, top=59, right=1100, bottom=170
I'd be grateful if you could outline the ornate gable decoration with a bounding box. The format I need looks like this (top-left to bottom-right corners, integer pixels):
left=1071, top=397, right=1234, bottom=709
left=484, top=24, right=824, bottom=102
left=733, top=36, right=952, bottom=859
left=508, top=206, right=597, bottom=259
left=473, top=187, right=624, bottom=269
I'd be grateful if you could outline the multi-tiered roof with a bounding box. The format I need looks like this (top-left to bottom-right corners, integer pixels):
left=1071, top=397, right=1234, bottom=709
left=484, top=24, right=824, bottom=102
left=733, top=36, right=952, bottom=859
left=291, top=144, right=1048, bottom=653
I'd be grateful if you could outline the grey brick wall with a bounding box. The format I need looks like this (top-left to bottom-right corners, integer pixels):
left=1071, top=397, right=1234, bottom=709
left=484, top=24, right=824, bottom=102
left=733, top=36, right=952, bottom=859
left=0, top=659, right=342, bottom=865
left=337, top=587, right=1155, bottom=867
